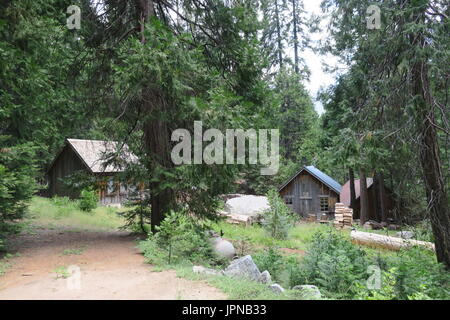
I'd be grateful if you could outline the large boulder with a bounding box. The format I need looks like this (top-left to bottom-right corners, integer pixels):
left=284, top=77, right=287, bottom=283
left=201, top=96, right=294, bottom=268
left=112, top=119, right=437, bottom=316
left=293, top=285, right=322, bottom=299
left=258, top=270, right=272, bottom=284
left=223, top=255, right=261, bottom=281
left=224, top=195, right=269, bottom=217
left=268, top=284, right=285, bottom=294
left=211, top=237, right=236, bottom=259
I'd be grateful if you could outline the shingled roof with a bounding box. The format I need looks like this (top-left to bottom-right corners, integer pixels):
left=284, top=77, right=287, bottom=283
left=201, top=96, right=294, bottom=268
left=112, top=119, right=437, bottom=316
left=52, top=139, right=138, bottom=173
left=278, top=165, right=342, bottom=194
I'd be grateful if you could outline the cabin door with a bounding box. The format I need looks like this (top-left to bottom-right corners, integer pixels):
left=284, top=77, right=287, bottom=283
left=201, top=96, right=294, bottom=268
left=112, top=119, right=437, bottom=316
left=299, top=199, right=312, bottom=217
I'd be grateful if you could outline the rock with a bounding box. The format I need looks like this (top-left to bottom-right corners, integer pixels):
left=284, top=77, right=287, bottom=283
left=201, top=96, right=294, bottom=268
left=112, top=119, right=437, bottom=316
left=380, top=221, right=388, bottom=228
left=211, top=237, right=236, bottom=259
left=258, top=270, right=272, bottom=284
left=292, top=285, right=322, bottom=299
left=223, top=195, right=269, bottom=217
left=388, top=224, right=401, bottom=230
left=363, top=220, right=383, bottom=230
left=193, top=266, right=222, bottom=276
left=396, top=231, right=415, bottom=239
left=268, top=283, right=285, bottom=294
left=223, top=255, right=261, bottom=281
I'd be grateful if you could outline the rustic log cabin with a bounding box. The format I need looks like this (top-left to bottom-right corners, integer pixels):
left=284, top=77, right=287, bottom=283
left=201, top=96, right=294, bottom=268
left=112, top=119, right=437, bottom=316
left=46, top=138, right=143, bottom=205
left=340, top=178, right=395, bottom=222
left=278, top=166, right=342, bottom=218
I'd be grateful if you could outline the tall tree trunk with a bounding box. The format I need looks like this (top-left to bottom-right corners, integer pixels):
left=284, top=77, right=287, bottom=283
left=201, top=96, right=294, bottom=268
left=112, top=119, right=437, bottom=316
left=136, top=0, right=175, bottom=233
left=359, top=170, right=369, bottom=225
left=349, top=167, right=356, bottom=209
left=274, top=0, right=283, bottom=68
left=292, top=0, right=299, bottom=74
left=410, top=1, right=450, bottom=268
left=377, top=172, right=388, bottom=223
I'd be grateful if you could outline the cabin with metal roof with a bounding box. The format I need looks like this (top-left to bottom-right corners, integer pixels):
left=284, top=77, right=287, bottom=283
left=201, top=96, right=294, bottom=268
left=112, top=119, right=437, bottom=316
left=46, top=138, right=142, bottom=205
left=278, top=166, right=342, bottom=218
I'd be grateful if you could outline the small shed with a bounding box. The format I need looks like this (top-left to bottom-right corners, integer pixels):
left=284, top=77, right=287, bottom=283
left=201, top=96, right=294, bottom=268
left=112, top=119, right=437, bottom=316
left=278, top=166, right=342, bottom=218
left=46, top=138, right=142, bottom=205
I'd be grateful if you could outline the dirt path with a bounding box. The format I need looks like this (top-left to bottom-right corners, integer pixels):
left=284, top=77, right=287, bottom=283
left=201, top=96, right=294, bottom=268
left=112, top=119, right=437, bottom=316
left=0, top=226, right=226, bottom=300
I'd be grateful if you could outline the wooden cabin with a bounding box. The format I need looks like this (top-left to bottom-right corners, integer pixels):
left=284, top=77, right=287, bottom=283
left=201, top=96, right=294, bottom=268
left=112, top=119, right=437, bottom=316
left=278, top=166, right=342, bottom=219
left=46, top=138, right=143, bottom=205
left=340, top=178, right=395, bottom=222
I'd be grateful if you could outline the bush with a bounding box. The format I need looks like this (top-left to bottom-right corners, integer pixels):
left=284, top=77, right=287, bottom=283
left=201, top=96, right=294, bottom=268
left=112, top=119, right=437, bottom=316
left=138, top=210, right=214, bottom=265
left=293, top=231, right=370, bottom=299
left=262, top=189, right=296, bottom=240
left=0, top=139, right=37, bottom=244
left=78, top=188, right=98, bottom=212
left=253, top=247, right=285, bottom=281
left=387, top=247, right=449, bottom=299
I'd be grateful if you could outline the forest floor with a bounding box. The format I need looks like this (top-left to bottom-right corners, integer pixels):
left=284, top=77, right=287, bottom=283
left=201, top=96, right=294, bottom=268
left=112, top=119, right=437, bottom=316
left=0, top=200, right=226, bottom=300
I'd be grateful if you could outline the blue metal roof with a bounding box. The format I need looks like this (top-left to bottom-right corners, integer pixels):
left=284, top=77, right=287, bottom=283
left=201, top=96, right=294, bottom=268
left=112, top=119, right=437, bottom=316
left=278, top=165, right=342, bottom=194
left=304, top=166, right=342, bottom=194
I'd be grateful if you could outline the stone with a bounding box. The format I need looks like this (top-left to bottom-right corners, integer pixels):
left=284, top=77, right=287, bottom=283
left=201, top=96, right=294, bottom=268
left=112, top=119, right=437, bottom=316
left=396, top=231, right=415, bottom=239
left=363, top=220, right=383, bottom=230
left=192, top=266, right=222, bottom=276
left=258, top=270, right=272, bottom=284
left=211, top=237, right=236, bottom=259
left=223, top=255, right=261, bottom=281
left=388, top=224, right=401, bottom=230
left=268, top=284, right=285, bottom=294
left=292, top=285, right=322, bottom=299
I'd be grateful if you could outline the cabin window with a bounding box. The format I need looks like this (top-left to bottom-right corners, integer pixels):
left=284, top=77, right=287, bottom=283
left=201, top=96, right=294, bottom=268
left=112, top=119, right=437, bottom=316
left=320, top=197, right=329, bottom=212
left=284, top=196, right=293, bottom=205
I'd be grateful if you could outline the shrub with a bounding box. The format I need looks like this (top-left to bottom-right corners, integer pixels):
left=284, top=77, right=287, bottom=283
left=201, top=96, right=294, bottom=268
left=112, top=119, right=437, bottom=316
left=138, top=210, right=214, bottom=265
left=262, top=189, right=296, bottom=240
left=253, top=247, right=285, bottom=281
left=78, top=188, right=98, bottom=212
left=387, top=247, right=450, bottom=299
left=293, top=231, right=370, bottom=299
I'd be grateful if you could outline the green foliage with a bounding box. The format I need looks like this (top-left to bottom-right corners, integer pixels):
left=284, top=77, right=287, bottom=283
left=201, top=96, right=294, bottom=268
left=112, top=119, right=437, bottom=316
left=262, top=189, right=296, bottom=240
left=138, top=210, right=214, bottom=265
left=120, top=196, right=152, bottom=234
left=0, top=138, right=38, bottom=245
left=78, top=188, right=98, bottom=212
left=294, top=231, right=370, bottom=299
left=253, top=247, right=285, bottom=281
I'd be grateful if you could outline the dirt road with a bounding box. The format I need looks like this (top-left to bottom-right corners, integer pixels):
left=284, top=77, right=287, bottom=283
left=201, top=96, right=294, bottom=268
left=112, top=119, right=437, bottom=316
left=0, top=226, right=226, bottom=300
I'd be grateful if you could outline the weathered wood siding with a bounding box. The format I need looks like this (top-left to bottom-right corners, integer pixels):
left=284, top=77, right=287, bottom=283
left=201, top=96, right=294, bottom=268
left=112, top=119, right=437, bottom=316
left=47, top=145, right=86, bottom=199
left=279, top=171, right=339, bottom=218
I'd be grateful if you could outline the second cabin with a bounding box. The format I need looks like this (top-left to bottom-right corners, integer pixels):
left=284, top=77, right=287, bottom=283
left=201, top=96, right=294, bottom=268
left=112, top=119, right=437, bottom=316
left=278, top=166, right=342, bottom=219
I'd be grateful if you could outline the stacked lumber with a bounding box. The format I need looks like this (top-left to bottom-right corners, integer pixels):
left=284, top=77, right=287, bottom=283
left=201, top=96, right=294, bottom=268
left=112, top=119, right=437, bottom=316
left=351, top=230, right=435, bottom=251
left=334, top=203, right=353, bottom=229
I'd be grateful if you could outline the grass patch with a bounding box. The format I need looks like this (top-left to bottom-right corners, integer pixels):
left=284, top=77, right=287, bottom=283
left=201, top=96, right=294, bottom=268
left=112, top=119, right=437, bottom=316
left=61, top=247, right=85, bottom=256
left=26, top=197, right=127, bottom=231
left=53, top=266, right=70, bottom=279
left=212, top=221, right=332, bottom=251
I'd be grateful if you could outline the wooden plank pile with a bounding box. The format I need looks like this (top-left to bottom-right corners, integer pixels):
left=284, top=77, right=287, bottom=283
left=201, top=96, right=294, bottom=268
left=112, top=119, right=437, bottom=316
left=334, top=203, right=353, bottom=229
